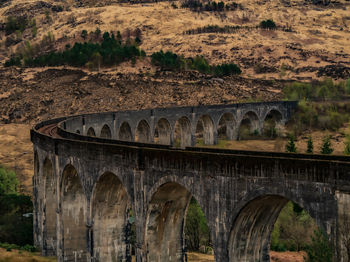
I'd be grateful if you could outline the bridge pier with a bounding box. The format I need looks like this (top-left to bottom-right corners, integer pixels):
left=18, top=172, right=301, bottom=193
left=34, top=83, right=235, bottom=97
left=336, top=191, right=350, bottom=262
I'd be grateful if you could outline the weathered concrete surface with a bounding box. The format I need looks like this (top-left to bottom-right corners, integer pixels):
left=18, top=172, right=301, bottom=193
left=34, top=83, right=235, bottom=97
left=31, top=102, right=350, bottom=262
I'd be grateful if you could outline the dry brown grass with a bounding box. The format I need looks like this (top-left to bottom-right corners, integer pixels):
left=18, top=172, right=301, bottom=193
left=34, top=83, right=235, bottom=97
left=0, top=248, right=56, bottom=262
left=0, top=0, right=349, bottom=80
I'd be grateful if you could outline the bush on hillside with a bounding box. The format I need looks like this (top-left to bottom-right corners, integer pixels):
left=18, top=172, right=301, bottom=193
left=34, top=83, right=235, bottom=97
left=260, top=19, right=276, bottom=29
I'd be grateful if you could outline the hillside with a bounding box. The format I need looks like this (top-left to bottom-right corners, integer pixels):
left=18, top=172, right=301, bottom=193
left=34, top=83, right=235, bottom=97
left=0, top=0, right=350, bottom=80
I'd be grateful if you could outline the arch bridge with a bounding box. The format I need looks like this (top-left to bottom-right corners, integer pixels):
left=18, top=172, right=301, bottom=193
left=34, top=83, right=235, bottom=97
left=31, top=101, right=350, bottom=262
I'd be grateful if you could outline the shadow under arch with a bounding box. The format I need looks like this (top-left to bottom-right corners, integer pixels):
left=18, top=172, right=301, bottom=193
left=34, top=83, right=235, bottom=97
left=136, top=119, right=151, bottom=143
left=154, top=118, right=171, bottom=145
left=145, top=180, right=213, bottom=261
left=61, top=164, right=88, bottom=261
left=237, top=111, right=260, bottom=140
left=119, top=122, right=133, bottom=141
left=228, top=194, right=324, bottom=262
left=90, top=171, right=131, bottom=261
left=43, top=157, right=56, bottom=256
left=217, top=112, right=236, bottom=140
left=87, top=127, right=96, bottom=137
left=263, top=109, right=284, bottom=138
left=100, top=124, right=112, bottom=139
left=174, top=116, right=192, bottom=148
left=195, top=114, right=215, bottom=145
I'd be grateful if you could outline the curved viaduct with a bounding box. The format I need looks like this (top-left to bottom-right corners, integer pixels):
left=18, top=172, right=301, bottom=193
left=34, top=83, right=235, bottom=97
left=31, top=101, right=350, bottom=262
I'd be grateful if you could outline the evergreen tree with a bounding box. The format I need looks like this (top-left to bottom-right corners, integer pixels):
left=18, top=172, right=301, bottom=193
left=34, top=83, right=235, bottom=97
left=321, top=135, right=333, bottom=155
left=306, top=136, right=313, bottom=154
left=306, top=229, right=333, bottom=262
left=285, top=135, right=297, bottom=153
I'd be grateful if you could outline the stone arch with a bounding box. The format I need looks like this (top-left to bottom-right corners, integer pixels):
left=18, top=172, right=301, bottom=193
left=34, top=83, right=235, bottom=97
left=61, top=164, right=88, bottom=261
left=91, top=172, right=131, bottom=261
left=154, top=118, right=171, bottom=145
left=174, top=116, right=192, bottom=148
left=195, top=115, right=215, bottom=145
left=135, top=119, right=151, bottom=143
left=119, top=122, right=133, bottom=141
left=100, top=124, right=112, bottom=139
left=217, top=112, right=236, bottom=140
left=145, top=182, right=193, bottom=261
left=43, top=158, right=56, bottom=256
left=228, top=193, right=327, bottom=262
left=87, top=127, right=96, bottom=137
left=237, top=111, right=260, bottom=140
left=263, top=109, right=284, bottom=138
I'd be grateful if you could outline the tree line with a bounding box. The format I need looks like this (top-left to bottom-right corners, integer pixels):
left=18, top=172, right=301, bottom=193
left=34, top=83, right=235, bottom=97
left=5, top=31, right=145, bottom=69
left=5, top=30, right=242, bottom=77
left=184, top=20, right=294, bottom=35
left=180, top=0, right=242, bottom=12
left=151, top=50, right=241, bottom=77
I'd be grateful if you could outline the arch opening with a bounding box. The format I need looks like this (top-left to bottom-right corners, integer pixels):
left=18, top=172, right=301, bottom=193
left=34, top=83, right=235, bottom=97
left=136, top=120, right=151, bottom=143
left=237, top=111, right=260, bottom=140
left=174, top=117, right=192, bottom=148
left=87, top=127, right=96, bottom=137
left=91, top=172, right=131, bottom=261
left=195, top=115, right=215, bottom=145
left=263, top=110, right=284, bottom=139
left=119, top=122, right=133, bottom=141
left=61, top=165, right=88, bottom=261
left=145, top=182, right=213, bottom=261
left=100, top=124, right=112, bottom=139
left=154, top=118, right=171, bottom=145
left=218, top=113, right=236, bottom=141
left=229, top=195, right=319, bottom=262
left=43, top=158, right=56, bottom=256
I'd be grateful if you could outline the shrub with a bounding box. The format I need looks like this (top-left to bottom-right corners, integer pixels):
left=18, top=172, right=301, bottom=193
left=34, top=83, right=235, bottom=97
left=212, top=63, right=241, bottom=76
left=285, top=135, right=297, bottom=153
left=81, top=29, right=88, bottom=40
left=320, top=135, right=333, bottom=154
left=260, top=19, right=276, bottom=29
left=151, top=50, right=184, bottom=70
left=4, top=16, right=28, bottom=35
left=306, top=229, right=333, bottom=262
left=4, top=56, right=21, bottom=67
left=192, top=56, right=210, bottom=74
left=0, top=167, right=18, bottom=195
left=306, top=137, right=313, bottom=154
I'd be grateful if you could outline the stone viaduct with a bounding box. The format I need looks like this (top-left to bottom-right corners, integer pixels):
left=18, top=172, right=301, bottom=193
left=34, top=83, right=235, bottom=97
left=31, top=101, right=350, bottom=262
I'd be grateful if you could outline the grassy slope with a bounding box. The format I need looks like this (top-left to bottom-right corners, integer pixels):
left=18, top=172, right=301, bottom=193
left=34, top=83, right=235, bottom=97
left=0, top=0, right=349, bottom=80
